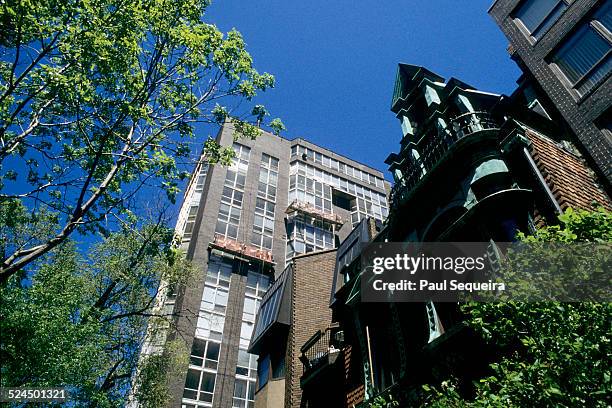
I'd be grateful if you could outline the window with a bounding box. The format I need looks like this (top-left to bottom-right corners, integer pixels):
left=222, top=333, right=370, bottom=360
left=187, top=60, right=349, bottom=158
left=242, top=297, right=258, bottom=322
left=201, top=286, right=229, bottom=313
left=251, top=154, right=278, bottom=250
left=252, top=198, right=275, bottom=250
left=216, top=203, right=241, bottom=239
left=233, top=378, right=256, bottom=408
left=205, top=256, right=231, bottom=288
left=246, top=271, right=271, bottom=297
left=255, top=198, right=275, bottom=218
left=550, top=1, right=612, bottom=96
left=183, top=205, right=199, bottom=242
left=190, top=339, right=221, bottom=370
left=196, top=311, right=225, bottom=341
left=196, top=256, right=231, bottom=340
left=183, top=369, right=216, bottom=404
left=233, top=268, right=269, bottom=407
left=513, top=0, right=569, bottom=40
left=236, top=349, right=258, bottom=377
left=256, top=354, right=270, bottom=390
left=253, top=285, right=283, bottom=339
left=285, top=217, right=334, bottom=258
left=183, top=256, right=233, bottom=407
left=231, top=143, right=251, bottom=173
left=194, top=164, right=209, bottom=192
left=271, top=352, right=285, bottom=379
left=239, top=321, right=254, bottom=348
left=261, top=153, right=279, bottom=170
left=258, top=168, right=278, bottom=201
left=216, top=143, right=249, bottom=239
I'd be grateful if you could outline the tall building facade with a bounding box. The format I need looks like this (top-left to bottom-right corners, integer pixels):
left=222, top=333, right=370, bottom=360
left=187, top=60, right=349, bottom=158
left=150, top=122, right=389, bottom=408
left=489, top=0, right=612, bottom=186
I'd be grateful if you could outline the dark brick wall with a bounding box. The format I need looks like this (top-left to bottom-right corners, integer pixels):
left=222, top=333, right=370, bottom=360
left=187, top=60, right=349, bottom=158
left=489, top=0, right=612, bottom=184
left=284, top=249, right=337, bottom=408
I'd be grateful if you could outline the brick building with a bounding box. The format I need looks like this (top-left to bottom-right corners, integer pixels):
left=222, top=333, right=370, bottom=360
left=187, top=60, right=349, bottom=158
left=136, top=122, right=390, bottom=408
left=247, top=249, right=338, bottom=408
left=489, top=0, right=611, bottom=187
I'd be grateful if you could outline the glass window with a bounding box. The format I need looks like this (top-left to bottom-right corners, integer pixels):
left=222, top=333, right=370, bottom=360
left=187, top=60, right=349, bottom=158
left=240, top=322, right=254, bottom=348
left=185, top=369, right=200, bottom=390
left=200, top=372, right=215, bottom=393
left=232, top=378, right=256, bottom=408
left=513, top=0, right=568, bottom=40
left=183, top=205, right=199, bottom=242
left=551, top=1, right=612, bottom=96
left=194, top=164, right=209, bottom=192
left=183, top=369, right=216, bottom=404
left=190, top=338, right=221, bottom=370
left=257, top=354, right=270, bottom=390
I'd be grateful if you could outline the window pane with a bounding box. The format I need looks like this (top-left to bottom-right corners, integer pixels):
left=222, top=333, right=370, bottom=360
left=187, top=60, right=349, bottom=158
left=248, top=380, right=256, bottom=400
left=185, top=369, right=200, bottom=390
left=183, top=389, right=197, bottom=400
left=555, top=26, right=609, bottom=83
left=206, top=342, right=220, bottom=360
left=553, top=19, right=612, bottom=96
left=234, top=379, right=247, bottom=398
left=257, top=355, right=270, bottom=389
left=515, top=0, right=565, bottom=38
left=596, top=0, right=612, bottom=32
left=200, top=372, right=216, bottom=392
left=192, top=339, right=206, bottom=357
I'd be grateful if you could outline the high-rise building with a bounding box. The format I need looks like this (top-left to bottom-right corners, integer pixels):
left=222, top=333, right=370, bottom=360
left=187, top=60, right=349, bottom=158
left=143, top=122, right=389, bottom=408
left=489, top=0, right=612, bottom=186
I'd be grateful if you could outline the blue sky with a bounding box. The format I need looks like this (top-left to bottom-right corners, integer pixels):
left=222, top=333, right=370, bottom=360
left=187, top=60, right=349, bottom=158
left=205, top=0, right=521, bottom=179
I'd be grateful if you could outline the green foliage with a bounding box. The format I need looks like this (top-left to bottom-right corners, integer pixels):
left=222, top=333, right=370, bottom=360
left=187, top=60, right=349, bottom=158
left=422, top=207, right=612, bottom=407
left=0, top=221, right=194, bottom=406
left=0, top=0, right=281, bottom=279
left=134, top=339, right=189, bottom=408
left=519, top=206, right=612, bottom=243
left=366, top=394, right=400, bottom=408
left=269, top=117, right=287, bottom=136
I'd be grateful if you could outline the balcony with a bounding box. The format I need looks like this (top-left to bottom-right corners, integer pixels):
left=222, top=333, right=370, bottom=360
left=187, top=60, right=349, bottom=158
left=390, top=111, right=499, bottom=210
left=299, top=327, right=343, bottom=384
left=210, top=234, right=274, bottom=264
left=286, top=200, right=344, bottom=226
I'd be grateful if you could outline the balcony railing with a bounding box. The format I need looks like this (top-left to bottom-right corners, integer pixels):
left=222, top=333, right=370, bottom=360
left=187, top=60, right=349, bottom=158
left=390, top=111, right=499, bottom=210
left=299, top=327, right=342, bottom=376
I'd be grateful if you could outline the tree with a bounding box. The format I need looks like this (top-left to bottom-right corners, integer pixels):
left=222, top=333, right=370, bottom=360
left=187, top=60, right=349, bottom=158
left=0, top=0, right=284, bottom=282
left=422, top=207, right=612, bottom=407
left=0, top=220, right=195, bottom=407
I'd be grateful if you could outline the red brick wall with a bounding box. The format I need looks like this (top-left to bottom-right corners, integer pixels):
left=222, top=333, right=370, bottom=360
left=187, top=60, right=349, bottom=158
left=526, top=130, right=612, bottom=212
left=343, top=345, right=365, bottom=407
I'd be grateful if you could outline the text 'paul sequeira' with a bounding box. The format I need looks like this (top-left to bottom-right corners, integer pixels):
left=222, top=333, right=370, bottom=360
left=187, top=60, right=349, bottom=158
left=372, top=279, right=505, bottom=292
